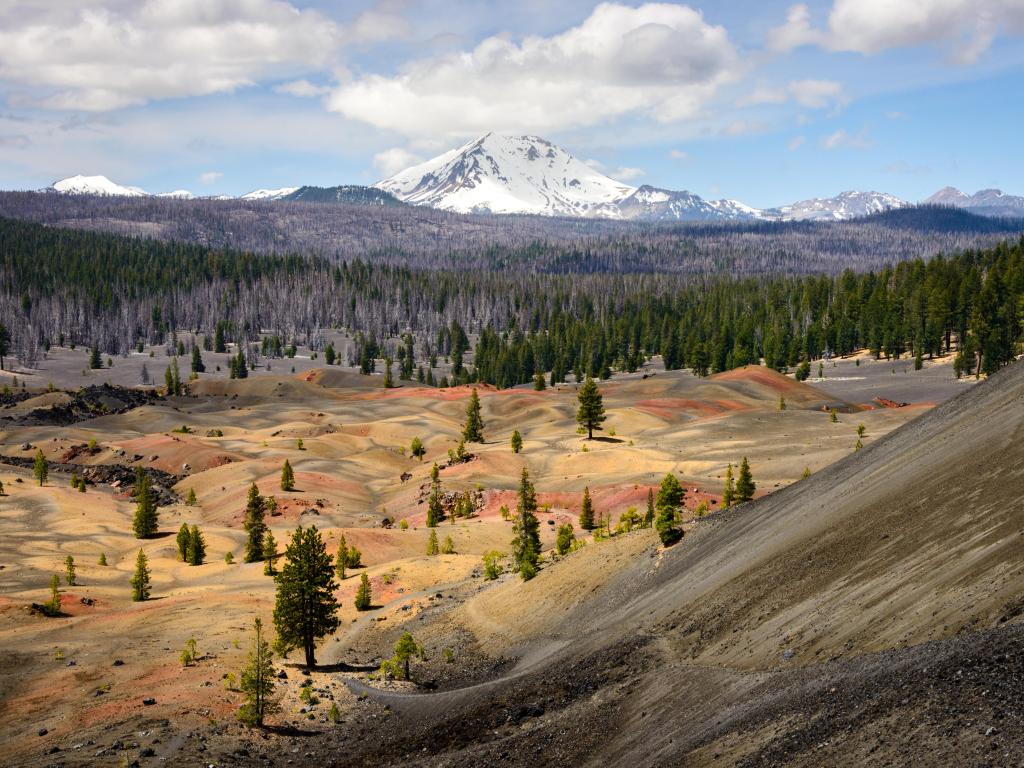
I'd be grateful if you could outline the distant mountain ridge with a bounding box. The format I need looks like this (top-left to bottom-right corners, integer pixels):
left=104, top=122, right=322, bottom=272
left=924, top=186, right=1024, bottom=218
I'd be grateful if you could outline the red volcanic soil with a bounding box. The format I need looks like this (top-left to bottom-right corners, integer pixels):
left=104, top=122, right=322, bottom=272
left=711, top=364, right=810, bottom=394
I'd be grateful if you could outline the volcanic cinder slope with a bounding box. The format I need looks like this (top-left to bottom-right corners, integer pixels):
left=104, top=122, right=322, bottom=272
left=332, top=360, right=1024, bottom=766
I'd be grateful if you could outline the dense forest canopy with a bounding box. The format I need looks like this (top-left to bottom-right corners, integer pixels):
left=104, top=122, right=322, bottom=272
left=0, top=210, right=1022, bottom=383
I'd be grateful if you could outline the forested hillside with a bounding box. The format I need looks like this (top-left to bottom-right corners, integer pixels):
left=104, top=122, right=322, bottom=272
left=1, top=216, right=1021, bottom=383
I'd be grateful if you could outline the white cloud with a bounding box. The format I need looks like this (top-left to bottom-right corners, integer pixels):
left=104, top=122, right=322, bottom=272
left=611, top=166, right=644, bottom=181
left=820, top=128, right=871, bottom=150
left=668, top=149, right=689, bottom=160
left=0, top=0, right=342, bottom=111
left=326, top=2, right=739, bottom=138
left=739, top=79, right=844, bottom=109
left=770, top=0, right=1024, bottom=64
left=199, top=171, right=223, bottom=185
left=275, top=79, right=331, bottom=98
left=787, top=135, right=806, bottom=151
left=372, top=147, right=422, bottom=176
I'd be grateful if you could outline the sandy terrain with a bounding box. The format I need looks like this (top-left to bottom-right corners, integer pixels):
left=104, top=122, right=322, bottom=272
left=0, top=354, right=998, bottom=766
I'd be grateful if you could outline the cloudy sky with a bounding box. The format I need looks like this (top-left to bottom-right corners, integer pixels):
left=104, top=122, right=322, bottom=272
left=0, top=0, right=1022, bottom=206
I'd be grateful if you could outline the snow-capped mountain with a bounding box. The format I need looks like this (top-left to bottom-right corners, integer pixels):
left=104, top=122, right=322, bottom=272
left=774, top=190, right=906, bottom=222
left=375, top=133, right=635, bottom=217
left=240, top=187, right=300, bottom=201
left=616, top=185, right=760, bottom=222
left=156, top=190, right=196, bottom=200
left=48, top=175, right=149, bottom=197
left=924, top=187, right=1024, bottom=218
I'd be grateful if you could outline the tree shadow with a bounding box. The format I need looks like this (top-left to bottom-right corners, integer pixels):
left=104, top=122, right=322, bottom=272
left=313, top=661, right=379, bottom=674
left=263, top=724, right=319, bottom=737
left=590, top=436, right=624, bottom=443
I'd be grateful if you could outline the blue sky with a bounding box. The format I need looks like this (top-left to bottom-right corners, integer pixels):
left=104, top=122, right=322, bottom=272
left=0, top=0, right=1022, bottom=207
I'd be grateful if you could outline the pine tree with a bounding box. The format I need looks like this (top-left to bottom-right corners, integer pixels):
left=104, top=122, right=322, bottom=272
left=238, top=617, right=279, bottom=727
left=579, top=486, right=595, bottom=530
left=533, top=372, right=546, bottom=391
left=280, top=460, right=295, bottom=491
left=131, top=549, right=151, bottom=601
left=462, top=387, right=484, bottom=443
left=132, top=470, right=159, bottom=538
left=576, top=376, right=606, bottom=439
left=185, top=487, right=197, bottom=506
left=735, top=457, right=755, bottom=503
left=410, top=437, right=425, bottom=460
left=427, top=529, right=439, bottom=556
left=33, top=449, right=48, bottom=486
left=176, top=522, right=191, bottom=560
left=98, top=552, right=107, bottom=566
left=45, top=573, right=62, bottom=615
left=722, top=464, right=735, bottom=508
left=556, top=523, right=575, bottom=555
left=187, top=525, right=205, bottom=565
left=441, top=535, right=455, bottom=554
left=214, top=323, right=226, bottom=353
left=392, top=631, right=419, bottom=681
left=511, top=467, right=541, bottom=580
left=262, top=531, right=277, bottom=575
left=354, top=572, right=372, bottom=611
left=191, top=345, right=205, bottom=374
left=383, top=357, right=394, bottom=388
left=510, top=430, right=523, bottom=454
left=89, top=344, right=102, bottom=369
left=655, top=473, right=685, bottom=546
left=272, top=525, right=340, bottom=668
left=64, top=555, right=76, bottom=586
left=243, top=483, right=267, bottom=563
left=644, top=488, right=655, bottom=528
left=334, top=537, right=347, bottom=581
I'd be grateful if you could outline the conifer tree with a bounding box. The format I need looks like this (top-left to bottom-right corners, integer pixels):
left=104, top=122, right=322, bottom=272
left=131, top=549, right=151, bottom=601
left=735, top=457, right=755, bottom=503
left=176, top=522, right=191, bottom=560
left=280, top=460, right=295, bottom=491
left=187, top=525, right=205, bottom=565
left=410, top=437, right=425, bottom=460
left=511, top=467, right=541, bottom=579
left=334, top=537, right=347, bottom=581
left=644, top=488, right=655, bottom=528
left=0, top=478, right=5, bottom=496
left=556, top=523, right=575, bottom=555
left=262, top=531, right=277, bottom=575
left=98, top=552, right=107, bottom=566
left=383, top=357, right=394, bottom=388
left=132, top=470, right=159, bottom=538
left=45, top=573, right=62, bottom=615
left=655, top=473, right=684, bottom=546
left=354, top=572, right=372, bottom=611
left=186, top=487, right=197, bottom=506
left=510, top=430, right=523, bottom=454
left=238, top=617, right=279, bottom=727
left=191, top=345, right=205, bottom=374
left=722, top=464, right=735, bottom=508
left=441, top=535, right=455, bottom=554
left=243, top=483, right=267, bottom=563
left=89, top=344, right=102, bottom=369
left=579, top=486, right=595, bottom=530
left=392, top=631, right=419, bottom=681
left=427, top=529, right=439, bottom=556
left=272, top=525, right=339, bottom=668
left=64, top=555, right=76, bottom=586
left=533, top=372, right=546, bottom=391
left=462, top=387, right=484, bottom=442
left=576, top=376, right=606, bottom=439
left=33, top=449, right=48, bottom=486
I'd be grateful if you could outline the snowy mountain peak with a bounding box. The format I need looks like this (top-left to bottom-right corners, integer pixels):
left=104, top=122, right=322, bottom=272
left=775, top=190, right=906, bottom=221
left=240, top=187, right=300, bottom=201
left=156, top=190, right=196, bottom=200
left=374, top=133, right=636, bottom=217
left=49, top=175, right=149, bottom=197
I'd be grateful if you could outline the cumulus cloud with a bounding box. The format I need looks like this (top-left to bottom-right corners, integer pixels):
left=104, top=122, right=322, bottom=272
left=739, top=79, right=844, bottom=109
left=326, top=2, right=739, bottom=137
left=199, top=171, right=223, bottom=185
left=373, top=147, right=423, bottom=176
left=275, top=79, right=332, bottom=98
left=0, top=0, right=341, bottom=110
left=769, top=0, right=1024, bottom=63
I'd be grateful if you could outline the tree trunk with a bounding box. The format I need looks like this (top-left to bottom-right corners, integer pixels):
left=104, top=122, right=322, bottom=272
left=404, top=658, right=410, bottom=680
left=304, top=638, right=316, bottom=669
left=587, top=423, right=593, bottom=439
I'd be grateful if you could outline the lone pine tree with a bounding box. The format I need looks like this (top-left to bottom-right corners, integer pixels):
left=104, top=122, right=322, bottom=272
left=131, top=549, right=151, bottom=601
left=243, top=483, right=267, bottom=563
left=262, top=531, right=277, bottom=576
left=33, top=449, right=48, bottom=486
left=427, top=529, right=439, bottom=556
left=655, top=473, right=685, bottom=547
left=238, top=617, right=279, bottom=728
left=576, top=376, right=606, bottom=439
left=132, top=470, right=159, bottom=538
left=579, top=486, right=595, bottom=530
left=462, top=387, right=484, bottom=443
left=354, top=572, right=372, bottom=611
left=272, top=525, right=339, bottom=668
left=280, top=460, right=295, bottom=491
left=736, top=457, right=755, bottom=503
left=510, top=429, right=523, bottom=454
left=722, top=463, right=735, bottom=509
left=511, top=467, right=541, bottom=580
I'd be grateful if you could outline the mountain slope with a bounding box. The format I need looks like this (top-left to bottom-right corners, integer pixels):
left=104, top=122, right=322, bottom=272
left=239, top=186, right=299, bottom=201
left=927, top=186, right=1024, bottom=218
left=616, top=185, right=761, bottom=221
left=375, top=133, right=635, bottom=217
left=340, top=359, right=1024, bottom=766
left=775, top=190, right=906, bottom=221
left=48, top=175, right=149, bottom=197
left=281, top=185, right=403, bottom=206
